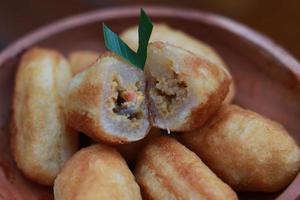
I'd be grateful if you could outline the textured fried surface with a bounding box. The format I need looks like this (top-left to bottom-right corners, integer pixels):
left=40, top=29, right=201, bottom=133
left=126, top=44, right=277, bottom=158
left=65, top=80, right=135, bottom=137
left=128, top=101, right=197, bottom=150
left=135, top=136, right=238, bottom=200
left=145, top=42, right=230, bottom=131
left=11, top=48, right=78, bottom=185
left=54, top=144, right=142, bottom=200
left=64, top=52, right=149, bottom=144
left=121, top=23, right=235, bottom=104
left=116, top=127, right=161, bottom=165
left=68, top=50, right=98, bottom=75
left=180, top=105, right=300, bottom=192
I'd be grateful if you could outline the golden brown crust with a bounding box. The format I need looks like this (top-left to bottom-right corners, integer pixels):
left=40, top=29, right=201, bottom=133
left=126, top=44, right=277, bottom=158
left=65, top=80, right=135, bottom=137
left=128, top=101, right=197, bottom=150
left=180, top=56, right=231, bottom=131
left=116, top=127, right=162, bottom=164
left=65, top=52, right=149, bottom=144
left=11, top=48, right=78, bottom=186
left=121, top=23, right=235, bottom=104
left=65, top=69, right=129, bottom=144
left=135, top=136, right=238, bottom=200
left=68, top=50, right=99, bottom=75
left=183, top=79, right=229, bottom=131
left=54, top=144, right=142, bottom=200
left=179, top=105, right=300, bottom=192
left=67, top=110, right=127, bottom=144
left=11, top=122, right=60, bottom=186
left=145, top=42, right=230, bottom=131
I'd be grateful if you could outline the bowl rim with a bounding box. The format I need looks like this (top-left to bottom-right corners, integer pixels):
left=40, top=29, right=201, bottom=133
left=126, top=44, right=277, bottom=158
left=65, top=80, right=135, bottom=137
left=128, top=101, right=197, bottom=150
left=0, top=6, right=300, bottom=73
left=0, top=6, right=299, bottom=200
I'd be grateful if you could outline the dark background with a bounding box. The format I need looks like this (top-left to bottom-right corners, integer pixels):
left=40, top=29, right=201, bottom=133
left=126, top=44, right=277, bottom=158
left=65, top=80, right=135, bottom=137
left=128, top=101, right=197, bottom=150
left=0, top=0, right=299, bottom=59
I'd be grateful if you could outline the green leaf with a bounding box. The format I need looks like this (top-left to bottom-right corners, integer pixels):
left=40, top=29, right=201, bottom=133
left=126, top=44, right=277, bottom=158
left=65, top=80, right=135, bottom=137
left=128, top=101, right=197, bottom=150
left=102, top=8, right=153, bottom=70
left=137, top=8, right=153, bottom=68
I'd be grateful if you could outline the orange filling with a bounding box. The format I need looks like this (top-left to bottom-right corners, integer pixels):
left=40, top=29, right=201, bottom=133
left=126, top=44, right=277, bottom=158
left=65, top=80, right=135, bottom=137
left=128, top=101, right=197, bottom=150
left=110, top=78, right=144, bottom=121
left=150, top=72, right=187, bottom=116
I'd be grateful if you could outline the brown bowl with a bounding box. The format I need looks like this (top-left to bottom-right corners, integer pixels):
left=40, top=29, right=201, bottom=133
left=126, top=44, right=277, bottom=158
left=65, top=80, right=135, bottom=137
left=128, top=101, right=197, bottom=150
left=0, top=6, right=299, bottom=200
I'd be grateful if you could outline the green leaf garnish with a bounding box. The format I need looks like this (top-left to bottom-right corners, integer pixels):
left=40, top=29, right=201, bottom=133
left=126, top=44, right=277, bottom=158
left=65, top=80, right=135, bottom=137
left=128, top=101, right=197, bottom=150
left=103, top=8, right=153, bottom=70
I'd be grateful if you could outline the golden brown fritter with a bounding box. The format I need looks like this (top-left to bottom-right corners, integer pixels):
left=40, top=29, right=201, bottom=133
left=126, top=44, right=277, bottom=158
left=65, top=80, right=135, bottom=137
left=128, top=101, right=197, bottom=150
left=68, top=50, right=98, bottom=75
left=179, top=105, right=300, bottom=192
left=11, top=48, right=78, bottom=186
left=116, top=127, right=161, bottom=165
left=54, top=144, right=142, bottom=200
left=64, top=52, right=150, bottom=144
left=121, top=23, right=235, bottom=104
left=135, top=136, right=238, bottom=200
left=145, top=41, right=230, bottom=131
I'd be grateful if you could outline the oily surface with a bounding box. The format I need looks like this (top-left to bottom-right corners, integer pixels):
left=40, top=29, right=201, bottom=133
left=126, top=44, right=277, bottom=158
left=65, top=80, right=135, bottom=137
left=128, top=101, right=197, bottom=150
left=121, top=23, right=235, bottom=105
left=65, top=53, right=149, bottom=144
left=0, top=8, right=300, bottom=199
left=11, top=48, right=78, bottom=186
left=179, top=105, right=300, bottom=192
left=145, top=41, right=230, bottom=131
left=116, top=127, right=162, bottom=165
left=54, top=144, right=142, bottom=200
left=135, top=136, right=238, bottom=200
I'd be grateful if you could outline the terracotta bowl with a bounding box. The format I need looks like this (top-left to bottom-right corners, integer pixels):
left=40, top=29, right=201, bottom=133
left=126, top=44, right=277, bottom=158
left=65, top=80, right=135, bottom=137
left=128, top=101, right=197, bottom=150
left=0, top=6, right=299, bottom=200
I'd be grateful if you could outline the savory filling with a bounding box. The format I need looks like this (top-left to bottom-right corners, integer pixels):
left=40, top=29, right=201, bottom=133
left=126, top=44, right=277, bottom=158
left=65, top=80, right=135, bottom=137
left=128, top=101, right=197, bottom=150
left=150, top=72, right=188, bottom=117
left=110, top=77, right=144, bottom=122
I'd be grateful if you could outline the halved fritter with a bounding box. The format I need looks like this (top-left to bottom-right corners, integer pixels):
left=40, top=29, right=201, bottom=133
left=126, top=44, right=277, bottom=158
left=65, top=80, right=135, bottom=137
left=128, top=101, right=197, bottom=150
left=121, top=23, right=235, bottom=104
left=145, top=42, right=230, bottom=131
left=64, top=53, right=150, bottom=144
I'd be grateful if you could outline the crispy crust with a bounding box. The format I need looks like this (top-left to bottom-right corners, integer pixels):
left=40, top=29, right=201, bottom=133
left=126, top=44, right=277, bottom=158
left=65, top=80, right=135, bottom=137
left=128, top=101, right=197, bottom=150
left=186, top=78, right=230, bottom=130
left=11, top=122, right=57, bottom=186
left=54, top=144, right=142, bottom=200
left=11, top=48, right=78, bottom=186
left=179, top=105, right=300, bottom=192
left=65, top=54, right=127, bottom=144
left=121, top=23, right=235, bottom=104
left=146, top=42, right=230, bottom=131
left=179, top=62, right=230, bottom=131
left=65, top=52, right=149, bottom=144
left=135, top=136, right=238, bottom=200
left=116, top=127, right=162, bottom=164
left=67, top=110, right=127, bottom=144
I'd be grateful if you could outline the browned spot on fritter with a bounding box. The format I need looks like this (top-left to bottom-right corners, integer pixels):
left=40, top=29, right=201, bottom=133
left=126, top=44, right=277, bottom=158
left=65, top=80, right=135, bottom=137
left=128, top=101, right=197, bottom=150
left=65, top=149, right=96, bottom=199
left=207, top=62, right=224, bottom=79
left=149, top=41, right=164, bottom=49
left=158, top=137, right=219, bottom=198
left=67, top=110, right=128, bottom=145
left=11, top=47, right=75, bottom=186
left=75, top=83, right=102, bottom=107
left=184, top=77, right=230, bottom=131
left=183, top=54, right=224, bottom=80
left=136, top=136, right=238, bottom=199
left=183, top=55, right=203, bottom=77
left=55, top=144, right=140, bottom=199
left=182, top=105, right=300, bottom=192
left=136, top=138, right=185, bottom=199
left=150, top=138, right=202, bottom=194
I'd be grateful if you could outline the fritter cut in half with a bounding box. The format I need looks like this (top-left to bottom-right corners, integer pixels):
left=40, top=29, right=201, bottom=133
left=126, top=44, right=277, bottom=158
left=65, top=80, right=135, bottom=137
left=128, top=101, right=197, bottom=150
left=145, top=42, right=230, bottom=131
left=65, top=53, right=150, bottom=144
left=121, top=23, right=235, bottom=104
